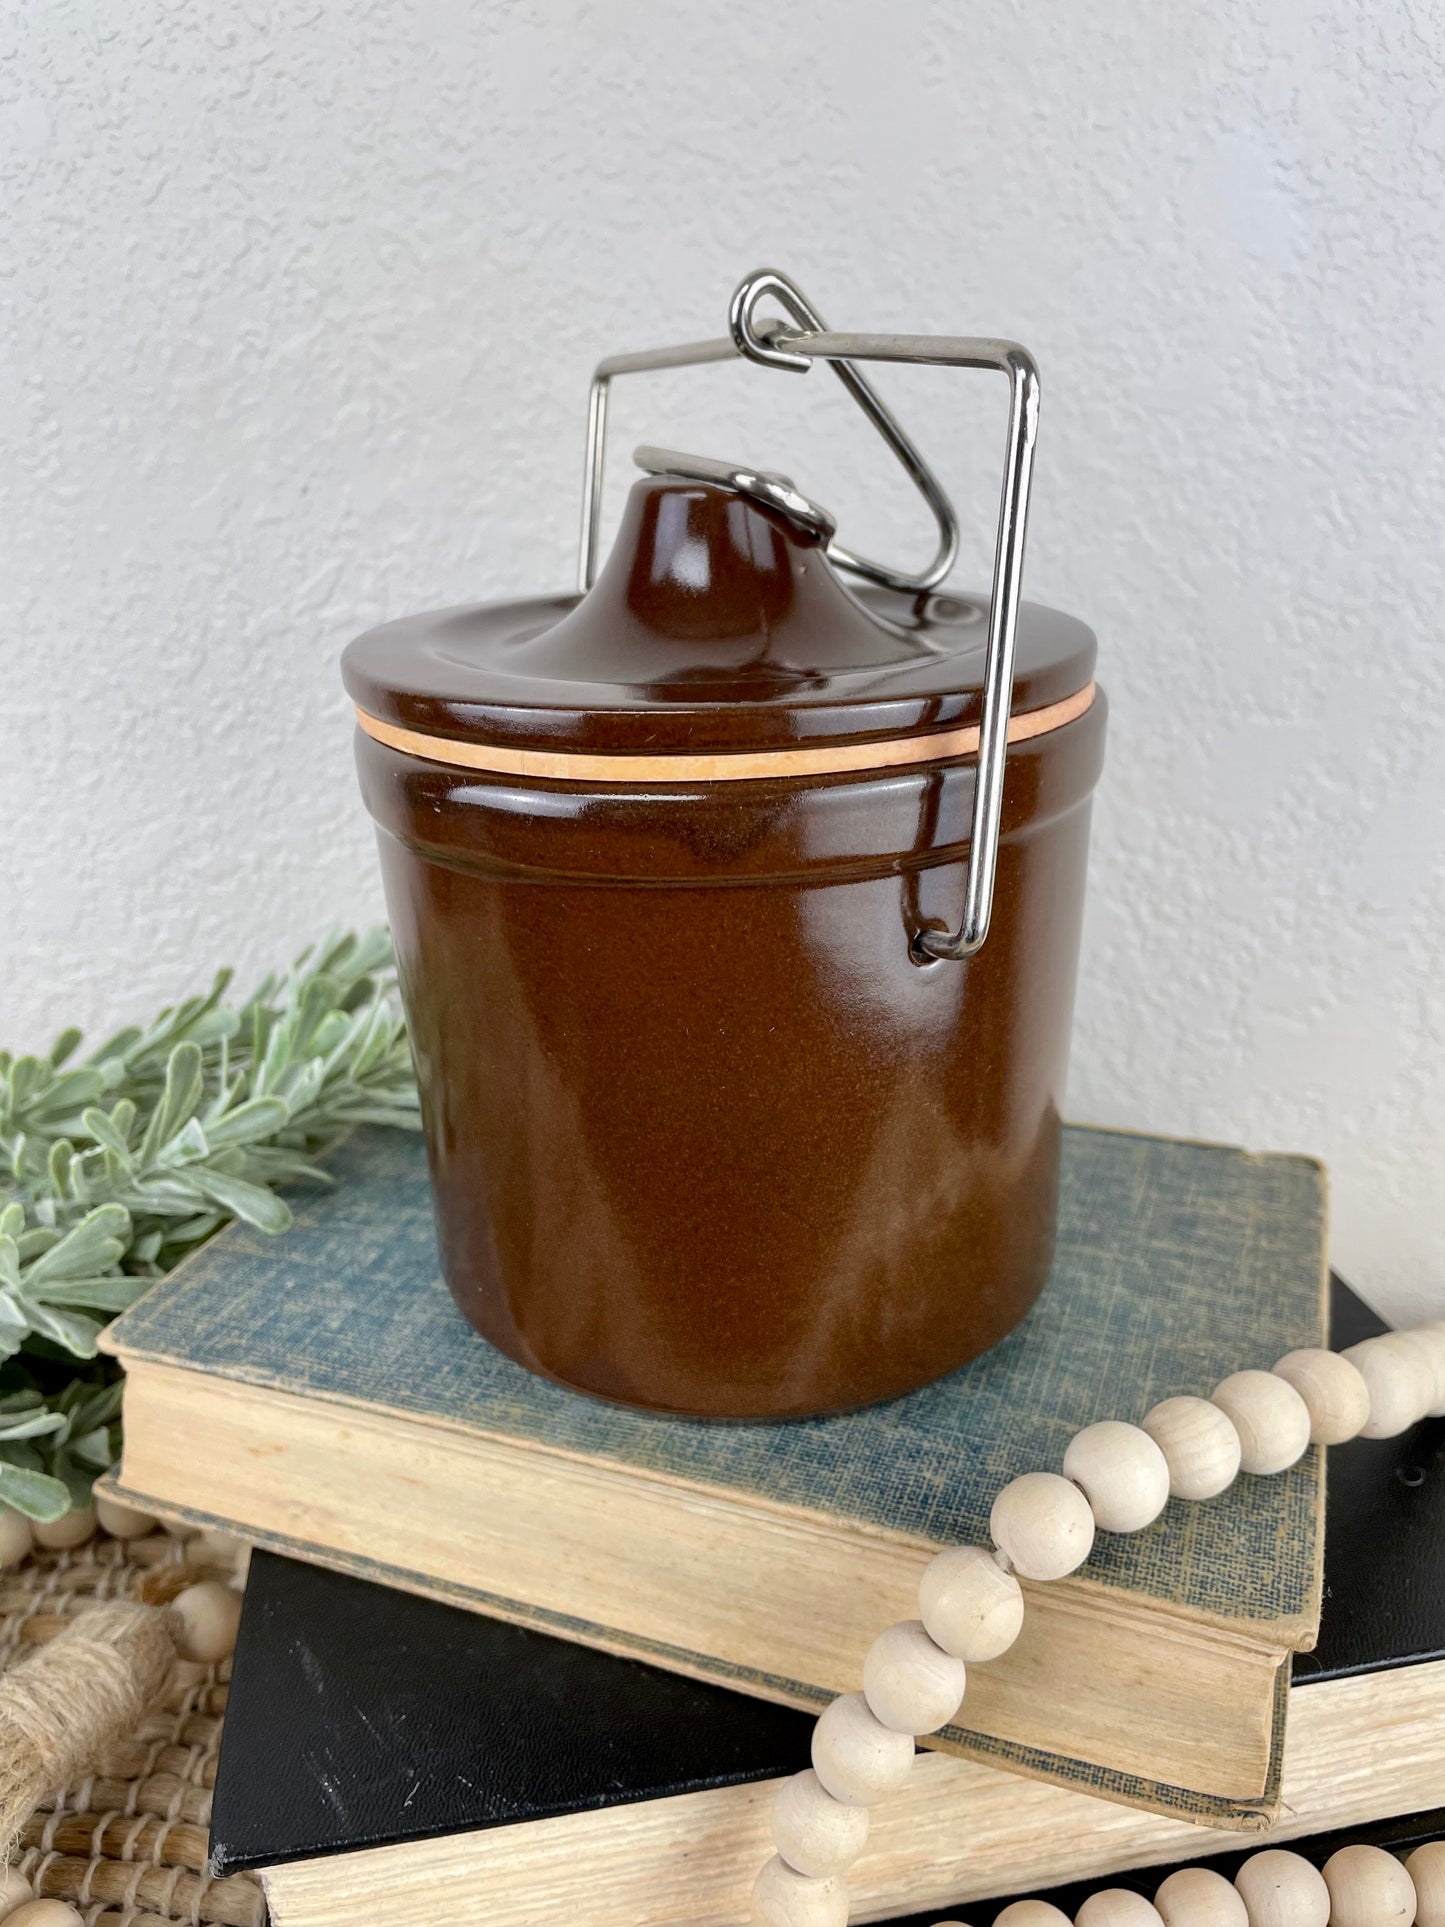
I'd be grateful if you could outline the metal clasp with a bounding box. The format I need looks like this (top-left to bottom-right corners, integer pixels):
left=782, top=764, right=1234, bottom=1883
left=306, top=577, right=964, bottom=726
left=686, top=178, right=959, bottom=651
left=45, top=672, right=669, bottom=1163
left=632, top=446, right=838, bottom=546
left=577, top=268, right=1041, bottom=963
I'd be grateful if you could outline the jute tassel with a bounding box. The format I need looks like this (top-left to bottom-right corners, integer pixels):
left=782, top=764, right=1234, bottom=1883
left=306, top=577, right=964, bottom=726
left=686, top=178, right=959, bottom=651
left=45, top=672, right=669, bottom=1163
left=0, top=1601, right=178, bottom=1862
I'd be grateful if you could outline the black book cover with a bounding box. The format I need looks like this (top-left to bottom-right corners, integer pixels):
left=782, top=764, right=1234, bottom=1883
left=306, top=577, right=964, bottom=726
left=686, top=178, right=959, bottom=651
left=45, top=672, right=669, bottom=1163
left=210, top=1278, right=1445, bottom=1890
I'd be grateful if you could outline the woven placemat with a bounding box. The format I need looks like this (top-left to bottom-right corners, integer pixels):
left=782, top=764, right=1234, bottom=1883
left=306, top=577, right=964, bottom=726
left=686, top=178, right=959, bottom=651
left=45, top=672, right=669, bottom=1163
left=1, top=1532, right=265, bottom=1927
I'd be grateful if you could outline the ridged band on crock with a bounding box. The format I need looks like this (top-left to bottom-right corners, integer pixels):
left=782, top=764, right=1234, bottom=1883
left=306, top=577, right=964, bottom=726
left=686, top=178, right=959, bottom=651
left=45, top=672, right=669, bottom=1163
left=353, top=681, right=1097, bottom=784
left=355, top=692, right=1108, bottom=886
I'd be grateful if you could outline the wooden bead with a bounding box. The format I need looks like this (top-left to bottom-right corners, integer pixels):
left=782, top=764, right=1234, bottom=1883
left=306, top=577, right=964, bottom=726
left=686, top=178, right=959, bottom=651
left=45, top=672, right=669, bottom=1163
left=1269, top=1350, right=1370, bottom=1445
left=862, top=1619, right=966, bottom=1734
left=750, top=1854, right=849, bottom=1927
left=1405, top=1841, right=1445, bottom=1927
left=770, top=1769, right=869, bottom=1878
left=197, top=1526, right=245, bottom=1565
left=0, top=1504, right=34, bottom=1568
left=1404, top=1325, right=1445, bottom=1417
left=1075, top=1890, right=1164, bottom=1926
left=173, top=1579, right=243, bottom=1663
left=1153, top=1867, right=1248, bottom=1926
left=3, top=1904, right=85, bottom=1927
left=995, top=1903, right=1072, bottom=1926
left=0, top=1868, right=36, bottom=1912
left=810, top=1692, right=915, bottom=1806
left=163, top=1518, right=202, bottom=1541
left=990, top=1473, right=1095, bottom=1581
left=1142, top=1398, right=1241, bottom=1501
left=32, top=1505, right=97, bottom=1550
left=1321, top=1844, right=1417, bottom=1926
left=918, top=1546, right=1025, bottom=1662
left=95, top=1494, right=158, bottom=1540
left=1341, top=1337, right=1435, bottom=1439
left=1233, top=1849, right=1329, bottom=1927
left=1418, top=1325, right=1445, bottom=1418
left=1062, top=1422, right=1170, bottom=1532
left=1209, top=1372, right=1310, bottom=1475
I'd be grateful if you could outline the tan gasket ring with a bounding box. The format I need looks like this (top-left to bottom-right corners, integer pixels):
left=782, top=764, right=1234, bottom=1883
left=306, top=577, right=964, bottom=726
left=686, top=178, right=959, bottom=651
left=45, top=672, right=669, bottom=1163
left=355, top=680, right=1096, bottom=784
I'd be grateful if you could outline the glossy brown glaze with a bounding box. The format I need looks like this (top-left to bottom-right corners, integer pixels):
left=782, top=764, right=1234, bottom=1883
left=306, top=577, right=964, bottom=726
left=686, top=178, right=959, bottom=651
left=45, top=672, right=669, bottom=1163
left=342, top=476, right=1096, bottom=754
left=345, top=470, right=1106, bottom=1418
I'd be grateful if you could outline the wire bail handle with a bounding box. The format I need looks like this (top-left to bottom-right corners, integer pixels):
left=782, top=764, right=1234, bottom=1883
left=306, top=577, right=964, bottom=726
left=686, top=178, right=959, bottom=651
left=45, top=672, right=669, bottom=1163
left=576, top=268, right=1041, bottom=962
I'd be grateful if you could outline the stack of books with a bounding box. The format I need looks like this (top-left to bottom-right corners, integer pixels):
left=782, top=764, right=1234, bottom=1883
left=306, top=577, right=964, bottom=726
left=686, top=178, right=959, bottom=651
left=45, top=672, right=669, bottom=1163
left=97, top=1125, right=1445, bottom=1925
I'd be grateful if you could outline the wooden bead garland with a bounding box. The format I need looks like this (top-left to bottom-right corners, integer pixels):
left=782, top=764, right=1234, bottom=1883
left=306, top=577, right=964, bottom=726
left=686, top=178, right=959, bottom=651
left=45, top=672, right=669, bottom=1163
left=770, top=1769, right=870, bottom=1878
left=0, top=1867, right=36, bottom=1913
left=1322, top=1843, right=1419, bottom=1926
left=1407, top=1841, right=1445, bottom=1927
left=172, top=1578, right=244, bottom=1663
left=918, top=1546, right=1024, bottom=1662
left=0, top=1506, right=33, bottom=1570
left=1154, top=1866, right=1249, bottom=1926
left=810, top=1693, right=915, bottom=1806
left=746, top=1317, right=1443, bottom=1927
left=1140, top=1397, right=1241, bottom=1500
left=93, top=1493, right=158, bottom=1540
left=750, top=1853, right=849, bottom=1927
left=1209, top=1372, right=1310, bottom=1476
left=30, top=1505, right=96, bottom=1551
left=1062, top=1421, right=1170, bottom=1532
left=1232, top=1848, right=1330, bottom=1927
left=1342, top=1336, right=1435, bottom=1439
left=1269, top=1349, right=1370, bottom=1446
left=862, top=1619, right=967, bottom=1734
left=907, top=1845, right=1437, bottom=1927
left=989, top=1473, right=1095, bottom=1580
left=3, top=1903, right=86, bottom=1926
left=6, top=1497, right=247, bottom=1678
left=1416, top=1325, right=1445, bottom=1417
left=1075, top=1890, right=1165, bottom=1926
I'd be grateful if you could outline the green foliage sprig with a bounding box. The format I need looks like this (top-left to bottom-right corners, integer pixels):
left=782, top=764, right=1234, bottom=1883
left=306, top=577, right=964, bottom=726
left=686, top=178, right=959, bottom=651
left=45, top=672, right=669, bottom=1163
left=0, top=931, right=419, bottom=1520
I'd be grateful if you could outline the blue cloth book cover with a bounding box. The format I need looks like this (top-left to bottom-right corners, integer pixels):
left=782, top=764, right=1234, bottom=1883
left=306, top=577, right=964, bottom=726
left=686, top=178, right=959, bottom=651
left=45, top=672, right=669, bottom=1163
left=104, top=1122, right=1328, bottom=1828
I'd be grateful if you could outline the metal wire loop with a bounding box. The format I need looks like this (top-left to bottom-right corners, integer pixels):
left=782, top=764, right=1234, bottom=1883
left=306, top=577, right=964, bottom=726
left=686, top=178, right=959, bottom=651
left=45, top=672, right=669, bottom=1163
left=575, top=269, right=1043, bottom=961
left=578, top=267, right=959, bottom=599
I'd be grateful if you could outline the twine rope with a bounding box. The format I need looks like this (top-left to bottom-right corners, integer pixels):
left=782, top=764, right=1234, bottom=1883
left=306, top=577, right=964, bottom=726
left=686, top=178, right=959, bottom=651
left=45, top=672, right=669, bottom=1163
left=0, top=1601, right=178, bottom=1863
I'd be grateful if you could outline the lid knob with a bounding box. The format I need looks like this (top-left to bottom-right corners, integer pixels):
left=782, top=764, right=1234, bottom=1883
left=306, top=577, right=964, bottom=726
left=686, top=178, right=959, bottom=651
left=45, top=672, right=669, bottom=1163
left=517, top=463, right=898, bottom=686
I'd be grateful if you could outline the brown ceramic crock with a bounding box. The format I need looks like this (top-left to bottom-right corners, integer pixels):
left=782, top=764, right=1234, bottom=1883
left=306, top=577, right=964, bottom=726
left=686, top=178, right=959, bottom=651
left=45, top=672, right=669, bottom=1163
left=343, top=449, right=1106, bottom=1420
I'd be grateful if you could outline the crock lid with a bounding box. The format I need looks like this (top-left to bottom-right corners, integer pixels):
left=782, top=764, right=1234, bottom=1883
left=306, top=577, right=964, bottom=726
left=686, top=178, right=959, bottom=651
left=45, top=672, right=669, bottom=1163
left=342, top=461, right=1095, bottom=759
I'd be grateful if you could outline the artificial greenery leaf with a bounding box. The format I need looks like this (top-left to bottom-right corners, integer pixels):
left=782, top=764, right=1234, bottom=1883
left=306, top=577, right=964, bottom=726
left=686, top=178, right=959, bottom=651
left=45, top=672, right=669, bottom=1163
left=203, top=1096, right=289, bottom=1149
left=25, top=1275, right=149, bottom=1312
left=0, top=1408, right=66, bottom=1442
left=69, top=1381, right=123, bottom=1433
left=69, top=1425, right=116, bottom=1470
left=0, top=1459, right=71, bottom=1521
left=22, top=1303, right=104, bottom=1357
left=0, top=1290, right=31, bottom=1354
left=165, top=1116, right=210, bottom=1164
left=81, top=1106, right=134, bottom=1163
left=47, top=1445, right=99, bottom=1508
left=49, top=1028, right=83, bottom=1069
left=0, top=929, right=418, bottom=1517
left=190, top=1167, right=293, bottom=1233
left=141, top=1042, right=205, bottom=1160
left=22, top=1204, right=130, bottom=1284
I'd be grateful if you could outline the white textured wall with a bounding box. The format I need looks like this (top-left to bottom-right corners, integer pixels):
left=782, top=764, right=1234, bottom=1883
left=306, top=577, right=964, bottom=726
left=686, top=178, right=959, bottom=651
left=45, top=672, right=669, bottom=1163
left=3, top=3, right=1441, bottom=1323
